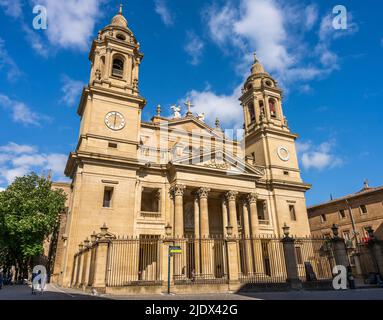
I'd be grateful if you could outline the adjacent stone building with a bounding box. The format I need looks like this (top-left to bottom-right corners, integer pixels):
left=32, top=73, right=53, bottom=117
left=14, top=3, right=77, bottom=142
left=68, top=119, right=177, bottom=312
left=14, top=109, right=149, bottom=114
left=53, top=6, right=312, bottom=288
left=307, top=181, right=383, bottom=242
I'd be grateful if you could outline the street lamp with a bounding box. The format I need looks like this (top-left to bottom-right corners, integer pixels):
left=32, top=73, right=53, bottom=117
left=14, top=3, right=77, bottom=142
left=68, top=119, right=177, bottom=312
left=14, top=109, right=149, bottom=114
left=365, top=226, right=374, bottom=239
left=226, top=225, right=233, bottom=237
left=282, top=223, right=290, bottom=238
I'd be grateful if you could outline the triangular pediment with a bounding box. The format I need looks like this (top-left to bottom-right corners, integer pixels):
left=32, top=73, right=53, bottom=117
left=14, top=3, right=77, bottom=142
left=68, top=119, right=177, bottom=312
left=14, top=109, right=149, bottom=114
left=160, top=116, right=225, bottom=139
left=170, top=148, right=265, bottom=177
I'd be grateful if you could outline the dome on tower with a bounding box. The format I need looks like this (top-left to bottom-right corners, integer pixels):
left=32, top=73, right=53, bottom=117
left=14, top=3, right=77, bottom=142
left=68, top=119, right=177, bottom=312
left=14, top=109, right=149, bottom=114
left=251, top=52, right=268, bottom=75
left=111, top=4, right=128, bottom=28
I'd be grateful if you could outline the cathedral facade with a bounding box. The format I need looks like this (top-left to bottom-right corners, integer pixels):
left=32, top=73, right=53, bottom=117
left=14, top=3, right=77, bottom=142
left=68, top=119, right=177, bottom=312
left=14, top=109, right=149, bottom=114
left=54, top=7, right=312, bottom=288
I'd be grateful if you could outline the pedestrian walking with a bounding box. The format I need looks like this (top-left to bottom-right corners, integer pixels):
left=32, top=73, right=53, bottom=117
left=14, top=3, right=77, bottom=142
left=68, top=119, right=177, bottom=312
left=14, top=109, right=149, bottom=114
left=0, top=270, right=3, bottom=290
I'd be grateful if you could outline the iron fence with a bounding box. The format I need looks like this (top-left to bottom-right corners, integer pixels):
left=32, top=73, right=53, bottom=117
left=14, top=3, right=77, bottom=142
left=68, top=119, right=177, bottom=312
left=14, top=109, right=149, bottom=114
left=294, top=238, right=334, bottom=281
left=237, top=236, right=287, bottom=284
left=172, top=237, right=228, bottom=285
left=106, top=236, right=162, bottom=287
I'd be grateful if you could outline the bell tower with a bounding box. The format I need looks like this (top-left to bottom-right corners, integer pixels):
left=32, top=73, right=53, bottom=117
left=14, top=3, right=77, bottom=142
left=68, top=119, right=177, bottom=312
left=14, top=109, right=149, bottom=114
left=239, top=53, right=305, bottom=184
left=72, top=4, right=146, bottom=163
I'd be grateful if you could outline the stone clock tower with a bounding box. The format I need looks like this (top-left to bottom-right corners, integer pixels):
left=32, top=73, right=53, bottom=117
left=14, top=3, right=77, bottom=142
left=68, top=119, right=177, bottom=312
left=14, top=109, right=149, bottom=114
left=239, top=53, right=311, bottom=235
left=76, top=4, right=146, bottom=160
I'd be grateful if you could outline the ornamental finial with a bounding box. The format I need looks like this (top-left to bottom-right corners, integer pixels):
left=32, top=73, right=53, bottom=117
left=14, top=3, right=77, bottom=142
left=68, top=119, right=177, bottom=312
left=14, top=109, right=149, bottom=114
left=119, top=3, right=123, bottom=14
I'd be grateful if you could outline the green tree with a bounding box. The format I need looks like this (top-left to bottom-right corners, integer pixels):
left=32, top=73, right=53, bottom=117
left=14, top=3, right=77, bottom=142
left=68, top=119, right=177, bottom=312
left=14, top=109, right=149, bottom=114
left=0, top=173, right=66, bottom=281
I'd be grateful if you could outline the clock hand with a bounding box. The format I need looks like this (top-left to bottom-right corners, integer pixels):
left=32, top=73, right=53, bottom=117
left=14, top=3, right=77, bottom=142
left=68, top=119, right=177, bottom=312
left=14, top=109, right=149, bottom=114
left=113, top=114, right=117, bottom=128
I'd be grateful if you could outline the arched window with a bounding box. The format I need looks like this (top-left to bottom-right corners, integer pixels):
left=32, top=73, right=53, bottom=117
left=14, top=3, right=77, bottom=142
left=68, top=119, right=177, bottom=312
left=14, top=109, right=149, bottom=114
left=259, top=100, right=265, bottom=117
left=269, top=99, right=277, bottom=118
left=112, top=58, right=124, bottom=77
left=116, top=34, right=126, bottom=41
left=248, top=103, right=255, bottom=122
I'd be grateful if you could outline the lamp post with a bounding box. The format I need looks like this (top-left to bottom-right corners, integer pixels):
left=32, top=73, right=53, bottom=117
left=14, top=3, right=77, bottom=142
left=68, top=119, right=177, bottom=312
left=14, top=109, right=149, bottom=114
left=226, top=225, right=233, bottom=238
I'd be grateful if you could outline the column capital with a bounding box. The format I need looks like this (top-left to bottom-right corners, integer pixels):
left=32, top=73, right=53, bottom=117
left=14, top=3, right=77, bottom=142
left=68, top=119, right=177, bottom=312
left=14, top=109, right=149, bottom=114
left=225, top=190, right=238, bottom=202
left=246, top=193, right=258, bottom=204
left=171, top=184, right=185, bottom=197
left=197, top=187, right=210, bottom=199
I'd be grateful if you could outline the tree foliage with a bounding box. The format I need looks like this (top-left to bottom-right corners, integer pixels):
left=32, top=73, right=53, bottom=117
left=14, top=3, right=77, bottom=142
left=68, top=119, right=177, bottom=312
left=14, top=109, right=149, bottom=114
left=0, top=173, right=67, bottom=275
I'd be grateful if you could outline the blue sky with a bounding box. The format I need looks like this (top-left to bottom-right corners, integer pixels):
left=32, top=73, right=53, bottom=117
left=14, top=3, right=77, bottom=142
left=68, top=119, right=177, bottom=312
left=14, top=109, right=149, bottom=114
left=0, top=0, right=382, bottom=206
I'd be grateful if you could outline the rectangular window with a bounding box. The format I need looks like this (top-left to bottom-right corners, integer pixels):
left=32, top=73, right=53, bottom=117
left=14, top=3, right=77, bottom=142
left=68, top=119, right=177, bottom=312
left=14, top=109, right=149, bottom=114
left=360, top=205, right=368, bottom=215
left=141, top=188, right=160, bottom=216
left=108, top=142, right=118, bottom=148
left=320, top=214, right=327, bottom=223
left=295, top=247, right=303, bottom=264
left=289, top=205, right=297, bottom=221
left=339, top=209, right=346, bottom=219
left=257, top=200, right=269, bottom=223
left=103, top=187, right=113, bottom=208
left=283, top=171, right=289, bottom=176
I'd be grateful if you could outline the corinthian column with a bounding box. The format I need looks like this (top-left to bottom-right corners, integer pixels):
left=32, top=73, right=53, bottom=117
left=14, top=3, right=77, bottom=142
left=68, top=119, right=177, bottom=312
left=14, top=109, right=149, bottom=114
left=247, top=193, right=259, bottom=236
left=225, top=191, right=239, bottom=236
left=197, top=188, right=210, bottom=237
left=171, top=185, right=185, bottom=237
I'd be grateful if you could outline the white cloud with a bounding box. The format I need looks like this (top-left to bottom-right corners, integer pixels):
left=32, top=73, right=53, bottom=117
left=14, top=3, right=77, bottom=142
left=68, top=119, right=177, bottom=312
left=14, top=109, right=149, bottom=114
left=0, top=187, right=5, bottom=192
left=304, top=4, right=318, bottom=30
left=183, top=84, right=243, bottom=129
left=154, top=0, right=173, bottom=26
left=203, top=0, right=358, bottom=86
left=0, top=142, right=37, bottom=154
left=297, top=140, right=343, bottom=171
left=0, top=94, right=49, bottom=126
left=0, top=0, right=22, bottom=18
left=31, top=0, right=104, bottom=51
left=0, top=38, right=22, bottom=81
left=184, top=31, right=204, bottom=66
left=0, top=142, right=68, bottom=185
left=60, top=75, right=85, bottom=107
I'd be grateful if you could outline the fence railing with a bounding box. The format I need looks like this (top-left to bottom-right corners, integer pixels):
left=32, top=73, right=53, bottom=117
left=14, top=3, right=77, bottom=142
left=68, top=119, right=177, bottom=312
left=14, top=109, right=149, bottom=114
left=237, top=237, right=287, bottom=283
left=172, top=237, right=228, bottom=285
left=294, top=238, right=334, bottom=281
left=71, top=228, right=383, bottom=291
left=107, top=237, right=163, bottom=287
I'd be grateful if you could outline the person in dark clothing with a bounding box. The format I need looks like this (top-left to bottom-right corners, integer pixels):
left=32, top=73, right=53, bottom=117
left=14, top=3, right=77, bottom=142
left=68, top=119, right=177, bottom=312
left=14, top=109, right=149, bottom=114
left=347, top=266, right=355, bottom=289
left=0, top=271, right=3, bottom=290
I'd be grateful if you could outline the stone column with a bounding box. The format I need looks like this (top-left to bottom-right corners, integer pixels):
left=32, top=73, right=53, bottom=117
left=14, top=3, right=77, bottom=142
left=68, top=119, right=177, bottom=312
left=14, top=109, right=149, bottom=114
left=247, top=193, right=259, bottom=236
left=242, top=199, right=253, bottom=274
left=282, top=236, right=302, bottom=290
left=197, top=188, right=212, bottom=278
left=193, top=192, right=201, bottom=274
left=221, top=197, right=228, bottom=237
left=172, top=185, right=185, bottom=237
left=225, top=191, right=239, bottom=237
left=198, top=188, right=210, bottom=237
left=171, top=184, right=186, bottom=280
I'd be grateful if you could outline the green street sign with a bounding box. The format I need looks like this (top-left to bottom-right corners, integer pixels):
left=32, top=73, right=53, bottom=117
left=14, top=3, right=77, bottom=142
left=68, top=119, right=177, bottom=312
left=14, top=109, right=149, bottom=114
left=169, top=246, right=182, bottom=254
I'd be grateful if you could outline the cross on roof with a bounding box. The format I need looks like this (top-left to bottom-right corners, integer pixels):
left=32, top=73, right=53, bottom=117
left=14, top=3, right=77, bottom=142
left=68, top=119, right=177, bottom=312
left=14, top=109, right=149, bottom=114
left=184, top=100, right=194, bottom=116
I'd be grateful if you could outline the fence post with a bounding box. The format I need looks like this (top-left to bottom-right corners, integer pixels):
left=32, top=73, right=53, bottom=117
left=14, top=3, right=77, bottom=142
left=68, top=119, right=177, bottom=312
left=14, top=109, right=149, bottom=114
left=91, top=224, right=114, bottom=293
left=226, top=225, right=240, bottom=291
left=366, top=227, right=383, bottom=276
left=281, top=224, right=302, bottom=290
left=330, top=224, right=350, bottom=268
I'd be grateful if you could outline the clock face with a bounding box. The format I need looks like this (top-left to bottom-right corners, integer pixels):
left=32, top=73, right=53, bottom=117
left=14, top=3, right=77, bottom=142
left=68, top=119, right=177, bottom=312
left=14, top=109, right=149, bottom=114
left=105, top=111, right=125, bottom=131
left=277, top=146, right=290, bottom=161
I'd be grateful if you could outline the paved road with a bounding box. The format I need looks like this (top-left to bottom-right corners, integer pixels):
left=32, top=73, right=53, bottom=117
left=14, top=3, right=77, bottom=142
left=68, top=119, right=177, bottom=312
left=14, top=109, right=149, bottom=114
left=0, top=284, right=382, bottom=300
